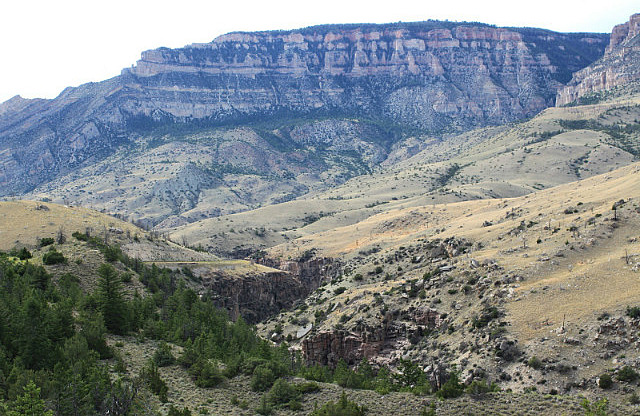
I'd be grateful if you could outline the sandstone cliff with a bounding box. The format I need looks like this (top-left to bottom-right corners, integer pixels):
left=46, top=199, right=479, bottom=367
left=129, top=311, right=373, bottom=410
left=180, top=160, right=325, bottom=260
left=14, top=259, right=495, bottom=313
left=556, top=14, right=640, bottom=105
left=0, top=21, right=607, bottom=204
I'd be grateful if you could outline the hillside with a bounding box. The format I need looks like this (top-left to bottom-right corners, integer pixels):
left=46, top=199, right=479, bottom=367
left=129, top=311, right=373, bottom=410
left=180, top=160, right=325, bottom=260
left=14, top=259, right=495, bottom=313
left=257, top=161, right=640, bottom=401
left=171, top=80, right=640, bottom=256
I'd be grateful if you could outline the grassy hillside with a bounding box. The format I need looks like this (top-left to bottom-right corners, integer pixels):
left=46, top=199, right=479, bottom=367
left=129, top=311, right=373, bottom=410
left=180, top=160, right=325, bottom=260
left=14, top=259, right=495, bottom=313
left=255, top=161, right=640, bottom=403
left=172, top=83, right=640, bottom=257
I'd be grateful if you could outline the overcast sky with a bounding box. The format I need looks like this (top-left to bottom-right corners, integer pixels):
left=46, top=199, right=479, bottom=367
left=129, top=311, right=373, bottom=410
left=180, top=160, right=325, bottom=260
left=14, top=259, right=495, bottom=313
left=1, top=0, right=638, bottom=104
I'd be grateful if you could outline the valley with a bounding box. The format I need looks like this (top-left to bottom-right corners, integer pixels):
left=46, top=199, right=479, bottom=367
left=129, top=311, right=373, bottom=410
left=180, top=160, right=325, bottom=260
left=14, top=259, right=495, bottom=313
left=1, top=12, right=640, bottom=416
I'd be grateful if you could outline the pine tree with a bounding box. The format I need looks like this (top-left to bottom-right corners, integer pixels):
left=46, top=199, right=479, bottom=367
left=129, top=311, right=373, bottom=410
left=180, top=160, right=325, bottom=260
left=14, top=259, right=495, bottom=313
left=97, top=264, right=128, bottom=334
left=7, top=380, right=53, bottom=416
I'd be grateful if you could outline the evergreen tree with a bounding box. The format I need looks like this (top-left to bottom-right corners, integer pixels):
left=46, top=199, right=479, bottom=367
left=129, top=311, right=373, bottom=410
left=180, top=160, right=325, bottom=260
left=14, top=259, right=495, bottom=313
left=97, top=264, right=128, bottom=334
left=7, top=380, right=53, bottom=416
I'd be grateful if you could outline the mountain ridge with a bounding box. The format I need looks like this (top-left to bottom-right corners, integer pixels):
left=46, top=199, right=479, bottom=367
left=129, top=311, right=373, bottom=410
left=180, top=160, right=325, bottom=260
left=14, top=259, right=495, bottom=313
left=0, top=20, right=607, bottom=203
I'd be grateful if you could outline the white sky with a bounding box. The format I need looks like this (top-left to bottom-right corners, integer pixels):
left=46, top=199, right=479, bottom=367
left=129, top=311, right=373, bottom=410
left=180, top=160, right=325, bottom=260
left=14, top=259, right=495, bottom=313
left=1, top=0, right=638, bottom=104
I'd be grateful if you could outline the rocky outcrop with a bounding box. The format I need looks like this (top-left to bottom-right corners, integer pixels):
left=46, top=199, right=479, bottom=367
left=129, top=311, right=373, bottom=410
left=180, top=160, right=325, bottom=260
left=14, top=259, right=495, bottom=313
left=187, top=256, right=340, bottom=323
left=0, top=21, right=606, bottom=200
left=200, top=268, right=306, bottom=324
left=263, top=256, right=341, bottom=291
left=302, top=308, right=445, bottom=367
left=556, top=14, right=640, bottom=105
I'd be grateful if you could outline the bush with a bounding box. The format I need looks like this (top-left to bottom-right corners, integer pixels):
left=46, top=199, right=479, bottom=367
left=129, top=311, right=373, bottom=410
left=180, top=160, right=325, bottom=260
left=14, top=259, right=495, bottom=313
left=42, top=248, right=66, bottom=265
left=103, top=245, right=122, bottom=262
left=581, top=398, right=608, bottom=416
left=421, top=403, right=436, bottom=416
left=616, top=366, right=638, bottom=382
left=311, top=392, right=367, bottom=416
left=334, top=287, right=347, bottom=295
left=251, top=365, right=277, bottom=392
left=527, top=356, right=543, bottom=370
left=153, top=341, right=175, bottom=367
left=436, top=372, right=464, bottom=399
left=256, top=394, right=273, bottom=415
left=296, top=381, right=321, bottom=394
left=627, top=306, right=640, bottom=319
left=10, top=247, right=32, bottom=260
left=168, top=406, right=192, bottom=416
left=466, top=379, right=500, bottom=396
left=299, top=364, right=333, bottom=383
left=39, top=237, right=55, bottom=247
left=267, top=379, right=301, bottom=409
left=141, top=360, right=168, bottom=402
left=472, top=306, right=500, bottom=328
left=598, top=373, right=613, bottom=389
left=72, top=231, right=89, bottom=241
left=190, top=359, right=225, bottom=388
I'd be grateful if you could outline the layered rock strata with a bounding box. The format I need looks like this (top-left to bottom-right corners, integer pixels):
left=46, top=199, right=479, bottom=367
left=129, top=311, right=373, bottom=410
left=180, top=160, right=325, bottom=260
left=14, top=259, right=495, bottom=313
left=0, top=21, right=606, bottom=198
left=556, top=14, right=640, bottom=105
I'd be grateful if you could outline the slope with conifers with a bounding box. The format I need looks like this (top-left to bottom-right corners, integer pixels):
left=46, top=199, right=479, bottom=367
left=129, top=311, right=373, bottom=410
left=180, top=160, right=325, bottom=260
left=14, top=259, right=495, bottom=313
left=1, top=186, right=639, bottom=416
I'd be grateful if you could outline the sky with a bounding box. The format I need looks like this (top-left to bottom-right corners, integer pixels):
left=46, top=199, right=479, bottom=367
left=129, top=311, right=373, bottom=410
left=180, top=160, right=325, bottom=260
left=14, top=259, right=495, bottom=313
left=1, top=0, right=638, bottom=104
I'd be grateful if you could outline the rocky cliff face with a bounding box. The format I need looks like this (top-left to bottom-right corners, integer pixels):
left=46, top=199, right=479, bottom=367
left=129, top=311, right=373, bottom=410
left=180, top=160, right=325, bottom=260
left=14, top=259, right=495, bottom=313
left=0, top=21, right=607, bottom=202
left=556, top=14, right=640, bottom=105
left=193, top=256, right=339, bottom=323
left=302, top=307, right=445, bottom=368
left=201, top=268, right=305, bottom=323
left=125, top=23, right=604, bottom=129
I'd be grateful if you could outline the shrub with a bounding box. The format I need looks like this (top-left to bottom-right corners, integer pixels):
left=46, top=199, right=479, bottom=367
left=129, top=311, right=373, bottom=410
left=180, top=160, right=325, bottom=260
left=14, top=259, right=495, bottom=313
left=103, top=245, right=122, bottom=262
left=10, top=247, right=32, bottom=260
left=627, top=306, right=640, bottom=319
left=598, top=373, right=613, bottom=389
left=527, top=356, right=543, bottom=370
left=72, top=231, right=89, bottom=241
left=39, top=237, right=55, bottom=247
left=472, top=306, right=500, bottom=328
left=190, top=359, right=225, bottom=388
left=466, top=379, right=500, bottom=396
left=436, top=372, right=464, bottom=399
left=153, top=341, right=175, bottom=367
left=42, top=248, right=66, bottom=265
left=581, top=398, right=608, bottom=416
left=251, top=365, right=277, bottom=392
left=421, top=403, right=436, bottom=416
left=296, top=381, right=321, bottom=394
left=168, top=406, right=192, bottom=416
left=616, top=366, right=638, bottom=382
left=267, top=378, right=301, bottom=409
left=141, top=360, right=168, bottom=402
left=310, top=392, right=367, bottom=416
left=256, top=394, right=273, bottom=415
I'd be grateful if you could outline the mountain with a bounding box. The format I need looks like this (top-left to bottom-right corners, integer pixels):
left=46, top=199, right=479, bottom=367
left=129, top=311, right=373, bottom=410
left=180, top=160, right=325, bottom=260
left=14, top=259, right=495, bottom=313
left=171, top=79, right=640, bottom=256
left=0, top=21, right=607, bottom=218
left=557, top=13, right=640, bottom=105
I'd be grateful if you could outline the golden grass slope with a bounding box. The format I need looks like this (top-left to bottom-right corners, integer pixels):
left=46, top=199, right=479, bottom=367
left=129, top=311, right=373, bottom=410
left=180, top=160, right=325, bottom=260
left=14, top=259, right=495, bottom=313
left=267, top=162, right=640, bottom=342
left=173, top=88, right=640, bottom=256
left=0, top=200, right=217, bottom=265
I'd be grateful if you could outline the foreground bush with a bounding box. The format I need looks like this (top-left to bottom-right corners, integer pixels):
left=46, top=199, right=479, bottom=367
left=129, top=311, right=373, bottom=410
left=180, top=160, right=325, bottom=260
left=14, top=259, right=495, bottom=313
left=311, top=392, right=367, bottom=416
